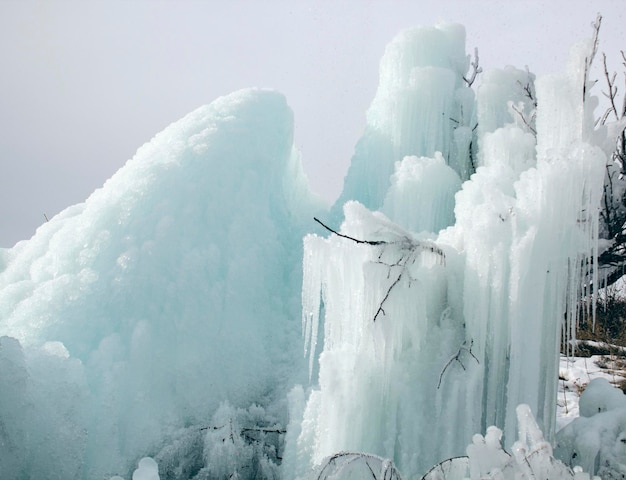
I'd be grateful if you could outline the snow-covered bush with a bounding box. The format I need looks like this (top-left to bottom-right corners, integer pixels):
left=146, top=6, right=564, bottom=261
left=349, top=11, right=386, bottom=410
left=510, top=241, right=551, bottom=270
left=556, top=378, right=626, bottom=478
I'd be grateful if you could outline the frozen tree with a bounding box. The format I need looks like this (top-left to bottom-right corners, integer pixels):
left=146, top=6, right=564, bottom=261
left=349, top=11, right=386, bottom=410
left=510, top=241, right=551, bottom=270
left=578, top=15, right=626, bottom=290
left=596, top=46, right=626, bottom=288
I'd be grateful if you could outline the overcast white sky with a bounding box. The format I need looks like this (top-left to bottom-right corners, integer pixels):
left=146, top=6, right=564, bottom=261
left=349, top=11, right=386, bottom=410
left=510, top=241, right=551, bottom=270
left=0, top=0, right=624, bottom=247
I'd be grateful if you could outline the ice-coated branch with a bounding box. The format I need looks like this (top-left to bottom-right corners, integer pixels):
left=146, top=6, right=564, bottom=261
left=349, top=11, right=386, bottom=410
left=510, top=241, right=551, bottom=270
left=583, top=14, right=602, bottom=101
left=589, top=14, right=602, bottom=68
left=517, top=66, right=537, bottom=107
left=601, top=52, right=621, bottom=124
left=463, top=47, right=483, bottom=87
left=314, top=217, right=445, bottom=323
left=315, top=452, right=404, bottom=480
left=622, top=50, right=626, bottom=116
left=437, top=339, right=479, bottom=389
left=373, top=253, right=413, bottom=323
left=199, top=423, right=286, bottom=439
left=598, top=49, right=626, bottom=172
left=313, top=217, right=445, bottom=260
left=510, top=103, right=537, bottom=136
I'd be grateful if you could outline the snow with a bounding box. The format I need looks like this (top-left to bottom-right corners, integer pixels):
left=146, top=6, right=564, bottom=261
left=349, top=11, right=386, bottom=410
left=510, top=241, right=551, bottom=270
left=132, top=458, right=160, bottom=480
left=556, top=382, right=626, bottom=478
left=0, top=19, right=624, bottom=480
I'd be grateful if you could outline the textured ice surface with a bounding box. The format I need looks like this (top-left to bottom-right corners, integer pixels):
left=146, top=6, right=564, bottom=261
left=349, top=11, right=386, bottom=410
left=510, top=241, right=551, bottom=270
left=0, top=88, right=320, bottom=479
left=332, top=24, right=475, bottom=221
left=287, top=24, right=608, bottom=480
left=0, top=20, right=621, bottom=480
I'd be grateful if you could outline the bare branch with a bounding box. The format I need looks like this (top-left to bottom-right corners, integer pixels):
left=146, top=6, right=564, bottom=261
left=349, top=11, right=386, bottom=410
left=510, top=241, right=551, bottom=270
left=241, top=427, right=286, bottom=434
left=315, top=452, right=404, bottom=480
left=589, top=14, right=602, bottom=68
left=510, top=103, right=537, bottom=136
left=313, top=218, right=445, bottom=260
left=583, top=14, right=602, bottom=101
left=602, top=52, right=621, bottom=123
left=314, top=218, right=445, bottom=323
left=374, top=265, right=405, bottom=322
left=517, top=67, right=537, bottom=108
left=437, top=340, right=479, bottom=389
left=463, top=48, right=483, bottom=87
left=314, top=217, right=385, bottom=246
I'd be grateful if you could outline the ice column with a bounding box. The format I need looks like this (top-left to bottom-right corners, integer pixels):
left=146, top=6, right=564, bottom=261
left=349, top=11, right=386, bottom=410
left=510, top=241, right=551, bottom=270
left=288, top=31, right=606, bottom=480
left=332, top=24, right=475, bottom=222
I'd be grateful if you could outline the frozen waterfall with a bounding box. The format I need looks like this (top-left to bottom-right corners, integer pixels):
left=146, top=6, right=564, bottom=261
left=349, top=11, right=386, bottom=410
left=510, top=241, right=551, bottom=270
left=0, top=21, right=616, bottom=480
left=286, top=24, right=607, bottom=480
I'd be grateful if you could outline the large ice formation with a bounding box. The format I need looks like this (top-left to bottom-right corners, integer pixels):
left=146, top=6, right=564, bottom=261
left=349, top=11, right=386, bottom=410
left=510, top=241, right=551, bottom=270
left=0, top=21, right=619, bottom=480
left=285, top=24, right=609, bottom=480
left=0, top=88, right=321, bottom=479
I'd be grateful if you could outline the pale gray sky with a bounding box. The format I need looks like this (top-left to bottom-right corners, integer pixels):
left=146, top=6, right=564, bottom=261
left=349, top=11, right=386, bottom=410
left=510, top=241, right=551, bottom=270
left=0, top=0, right=624, bottom=246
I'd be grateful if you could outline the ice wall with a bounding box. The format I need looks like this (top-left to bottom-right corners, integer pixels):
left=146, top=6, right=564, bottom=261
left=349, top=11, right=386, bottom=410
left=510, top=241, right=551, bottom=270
left=0, top=89, right=320, bottom=479
left=287, top=27, right=607, bottom=479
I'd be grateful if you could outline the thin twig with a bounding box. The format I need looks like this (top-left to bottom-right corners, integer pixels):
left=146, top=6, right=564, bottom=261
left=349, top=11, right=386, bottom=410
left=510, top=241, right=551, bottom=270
left=602, top=52, right=620, bottom=123
left=314, top=217, right=445, bottom=323
left=314, top=217, right=385, bottom=246
left=583, top=14, right=602, bottom=101
left=374, top=269, right=403, bottom=322
left=463, top=48, right=483, bottom=87
left=510, top=103, right=537, bottom=135
left=437, top=340, right=479, bottom=389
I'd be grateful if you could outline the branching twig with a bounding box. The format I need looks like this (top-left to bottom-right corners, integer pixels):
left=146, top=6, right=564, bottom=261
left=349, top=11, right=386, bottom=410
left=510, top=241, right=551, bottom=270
left=437, top=340, right=480, bottom=389
left=373, top=253, right=415, bottom=322
left=314, top=218, right=445, bottom=322
left=463, top=48, right=483, bottom=87
left=314, top=217, right=445, bottom=260
left=510, top=103, right=537, bottom=136
left=583, top=14, right=602, bottom=101
left=622, top=50, right=626, bottom=116
left=601, top=52, right=621, bottom=124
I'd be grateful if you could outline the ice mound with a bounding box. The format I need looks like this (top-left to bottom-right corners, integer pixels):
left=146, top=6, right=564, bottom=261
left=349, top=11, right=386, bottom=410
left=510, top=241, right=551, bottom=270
left=556, top=379, right=626, bottom=478
left=579, top=378, right=626, bottom=417
left=132, top=458, right=160, bottom=480
left=0, top=88, right=320, bottom=479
